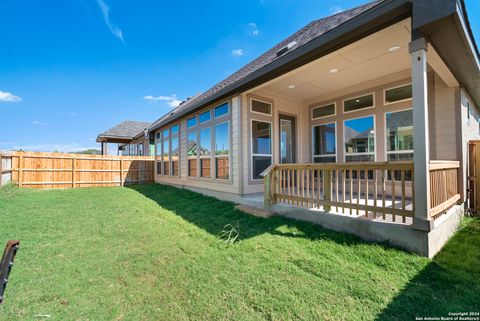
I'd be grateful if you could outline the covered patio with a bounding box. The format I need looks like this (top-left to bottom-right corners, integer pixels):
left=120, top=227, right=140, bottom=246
left=239, top=18, right=462, bottom=232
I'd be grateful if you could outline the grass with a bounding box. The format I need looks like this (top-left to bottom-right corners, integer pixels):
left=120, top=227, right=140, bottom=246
left=0, top=183, right=478, bottom=321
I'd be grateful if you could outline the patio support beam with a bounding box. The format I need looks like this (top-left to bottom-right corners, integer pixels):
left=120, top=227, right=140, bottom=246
left=410, top=37, right=432, bottom=231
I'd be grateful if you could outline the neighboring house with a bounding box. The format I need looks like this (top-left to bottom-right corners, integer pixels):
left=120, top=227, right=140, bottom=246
left=147, top=0, right=480, bottom=257
left=96, top=120, right=152, bottom=156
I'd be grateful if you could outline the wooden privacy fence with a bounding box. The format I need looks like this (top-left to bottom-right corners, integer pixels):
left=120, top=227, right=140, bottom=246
left=0, top=152, right=154, bottom=189
left=262, top=160, right=461, bottom=222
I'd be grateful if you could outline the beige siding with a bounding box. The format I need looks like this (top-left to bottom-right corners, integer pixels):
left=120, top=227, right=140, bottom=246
left=430, top=73, right=458, bottom=160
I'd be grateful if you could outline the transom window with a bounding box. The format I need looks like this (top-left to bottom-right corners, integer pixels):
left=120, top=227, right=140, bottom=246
left=386, top=109, right=413, bottom=161
left=214, top=103, right=229, bottom=118
left=199, top=110, right=211, bottom=123
left=187, top=117, right=197, bottom=128
left=312, top=103, right=335, bottom=119
left=344, top=94, right=374, bottom=113
left=385, top=84, right=412, bottom=104
left=344, top=116, right=375, bottom=162
left=312, top=123, right=336, bottom=163
left=251, top=99, right=272, bottom=115
left=251, top=120, right=272, bottom=180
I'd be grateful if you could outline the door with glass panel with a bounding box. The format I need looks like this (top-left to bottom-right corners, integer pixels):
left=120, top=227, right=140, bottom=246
left=279, top=115, right=296, bottom=164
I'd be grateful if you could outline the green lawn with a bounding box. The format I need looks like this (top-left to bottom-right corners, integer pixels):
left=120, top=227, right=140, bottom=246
left=0, top=184, right=478, bottom=321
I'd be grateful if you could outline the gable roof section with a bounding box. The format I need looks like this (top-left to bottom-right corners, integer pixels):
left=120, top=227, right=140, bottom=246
left=97, top=121, right=151, bottom=142
left=149, top=0, right=408, bottom=132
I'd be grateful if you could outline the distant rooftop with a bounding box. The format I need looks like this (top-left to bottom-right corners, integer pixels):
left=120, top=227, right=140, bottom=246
left=97, top=120, right=151, bottom=142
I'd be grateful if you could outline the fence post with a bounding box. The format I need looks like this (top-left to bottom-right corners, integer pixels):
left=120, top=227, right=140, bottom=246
left=72, top=157, right=76, bottom=188
left=324, top=169, right=332, bottom=212
left=120, top=158, right=124, bottom=187
left=18, top=154, right=24, bottom=188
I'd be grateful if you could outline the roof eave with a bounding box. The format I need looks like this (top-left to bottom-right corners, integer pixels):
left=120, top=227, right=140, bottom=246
left=148, top=0, right=412, bottom=132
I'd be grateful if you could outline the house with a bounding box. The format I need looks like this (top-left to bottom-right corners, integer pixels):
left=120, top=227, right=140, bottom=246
left=96, top=120, right=152, bottom=156
left=147, top=0, right=480, bottom=257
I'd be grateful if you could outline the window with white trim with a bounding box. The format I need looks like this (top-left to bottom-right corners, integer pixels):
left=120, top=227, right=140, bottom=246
left=386, top=109, right=413, bottom=161
left=385, top=84, right=412, bottom=104
left=344, top=116, right=375, bottom=162
left=312, top=103, right=335, bottom=119
left=187, top=130, right=197, bottom=177
left=312, top=123, right=336, bottom=163
left=251, top=120, right=272, bottom=179
left=170, top=125, right=179, bottom=176
left=344, top=94, right=374, bottom=113
left=162, top=129, right=170, bottom=175
left=251, top=99, right=272, bottom=115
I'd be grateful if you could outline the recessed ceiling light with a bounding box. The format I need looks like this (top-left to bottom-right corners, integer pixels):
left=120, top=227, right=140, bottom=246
left=329, top=68, right=339, bottom=74
left=288, top=85, right=296, bottom=89
left=388, top=45, right=401, bottom=52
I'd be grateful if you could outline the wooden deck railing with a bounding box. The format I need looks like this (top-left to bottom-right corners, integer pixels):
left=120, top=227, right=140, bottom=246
left=262, top=160, right=461, bottom=222
left=429, top=161, right=461, bottom=218
left=262, top=162, right=415, bottom=222
left=0, top=152, right=154, bottom=189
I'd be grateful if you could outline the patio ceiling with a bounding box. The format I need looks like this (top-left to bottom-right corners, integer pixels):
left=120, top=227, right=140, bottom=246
left=258, top=19, right=414, bottom=101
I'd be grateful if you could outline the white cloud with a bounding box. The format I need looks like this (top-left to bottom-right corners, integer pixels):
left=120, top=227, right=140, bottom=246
left=32, top=120, right=48, bottom=126
left=232, top=49, right=244, bottom=57
left=330, top=6, right=343, bottom=14
left=248, top=22, right=259, bottom=36
left=143, top=94, right=182, bottom=108
left=0, top=90, right=21, bottom=102
left=96, top=0, right=124, bottom=43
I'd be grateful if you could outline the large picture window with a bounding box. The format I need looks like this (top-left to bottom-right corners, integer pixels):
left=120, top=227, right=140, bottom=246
left=215, top=122, right=230, bottom=179
left=312, top=123, right=336, bottom=163
left=386, top=109, right=413, bottom=161
left=162, top=134, right=170, bottom=175
left=251, top=120, right=272, bottom=180
left=200, top=127, right=211, bottom=178
left=171, top=137, right=179, bottom=176
left=344, top=116, right=375, bottom=162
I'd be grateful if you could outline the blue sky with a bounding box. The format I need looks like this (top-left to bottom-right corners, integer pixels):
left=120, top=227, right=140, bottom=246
left=0, top=0, right=479, bottom=152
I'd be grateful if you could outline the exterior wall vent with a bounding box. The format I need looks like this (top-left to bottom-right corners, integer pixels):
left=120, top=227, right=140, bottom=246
left=276, top=41, right=297, bottom=56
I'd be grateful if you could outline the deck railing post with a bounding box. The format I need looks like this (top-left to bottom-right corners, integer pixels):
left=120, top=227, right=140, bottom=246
left=264, top=172, right=272, bottom=211
left=324, top=169, right=332, bottom=212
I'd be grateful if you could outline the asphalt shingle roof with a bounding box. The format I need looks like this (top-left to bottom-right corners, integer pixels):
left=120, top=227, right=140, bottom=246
left=150, top=0, right=385, bottom=131
left=97, top=121, right=151, bottom=141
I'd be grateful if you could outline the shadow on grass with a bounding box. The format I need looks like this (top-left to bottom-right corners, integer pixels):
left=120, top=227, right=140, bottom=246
left=375, top=217, right=480, bottom=320
left=128, top=183, right=366, bottom=245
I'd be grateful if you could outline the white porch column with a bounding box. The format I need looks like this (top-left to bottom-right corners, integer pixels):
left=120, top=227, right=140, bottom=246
left=410, top=37, right=432, bottom=231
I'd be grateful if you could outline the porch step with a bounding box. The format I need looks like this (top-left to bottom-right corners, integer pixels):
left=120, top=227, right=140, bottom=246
left=235, top=205, right=274, bottom=218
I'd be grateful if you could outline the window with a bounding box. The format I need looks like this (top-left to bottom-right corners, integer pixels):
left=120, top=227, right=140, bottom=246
left=215, top=122, right=229, bottom=179
left=467, top=101, right=471, bottom=121
left=138, top=143, right=143, bottom=156
left=385, top=84, right=412, bottom=104
left=200, top=127, right=211, bottom=178
left=156, top=162, right=161, bottom=175
left=199, top=110, right=211, bottom=123
left=344, top=94, right=374, bottom=113
left=171, top=137, right=179, bottom=176
left=251, top=120, right=272, bottom=180
left=163, top=129, right=169, bottom=138
left=386, top=110, right=413, bottom=161
left=187, top=117, right=197, bottom=128
left=163, top=133, right=170, bottom=175
left=251, top=99, right=272, bottom=115
left=344, top=116, right=375, bottom=162
left=187, top=131, right=197, bottom=177
left=312, top=123, right=336, bottom=163
left=214, top=103, right=229, bottom=118
left=171, top=125, right=179, bottom=135
left=156, top=132, right=160, bottom=139
left=312, top=103, right=335, bottom=119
